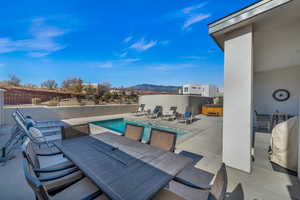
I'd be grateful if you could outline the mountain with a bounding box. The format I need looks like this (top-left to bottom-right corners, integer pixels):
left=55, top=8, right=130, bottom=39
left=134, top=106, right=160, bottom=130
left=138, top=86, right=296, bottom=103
left=130, top=84, right=180, bottom=92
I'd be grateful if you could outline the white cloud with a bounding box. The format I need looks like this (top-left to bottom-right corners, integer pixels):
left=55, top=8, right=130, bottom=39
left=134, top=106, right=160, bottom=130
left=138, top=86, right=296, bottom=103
left=129, top=38, right=157, bottom=51
left=164, top=2, right=210, bottom=31
left=183, top=13, right=210, bottom=30
left=182, top=2, right=208, bottom=14
left=121, top=58, right=140, bottom=63
left=148, top=63, right=197, bottom=71
left=0, top=17, right=69, bottom=57
left=97, top=61, right=113, bottom=68
left=0, top=38, right=18, bottom=53
left=150, top=65, right=170, bottom=71
left=96, top=58, right=140, bottom=69
left=183, top=56, right=205, bottom=60
left=123, top=36, right=132, bottom=43
left=119, top=52, right=128, bottom=58
left=27, top=51, right=51, bottom=58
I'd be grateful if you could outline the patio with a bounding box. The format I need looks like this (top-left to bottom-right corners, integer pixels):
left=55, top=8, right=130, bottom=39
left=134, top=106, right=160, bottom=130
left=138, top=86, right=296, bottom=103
left=0, top=113, right=299, bottom=199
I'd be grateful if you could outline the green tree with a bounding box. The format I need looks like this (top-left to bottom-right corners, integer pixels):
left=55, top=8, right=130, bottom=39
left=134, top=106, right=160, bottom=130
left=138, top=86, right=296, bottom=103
left=112, top=92, right=119, bottom=99
left=6, top=75, right=21, bottom=86
left=41, top=80, right=58, bottom=89
left=62, top=78, right=83, bottom=93
left=97, top=82, right=111, bottom=96
left=103, top=92, right=112, bottom=101
left=83, top=84, right=97, bottom=95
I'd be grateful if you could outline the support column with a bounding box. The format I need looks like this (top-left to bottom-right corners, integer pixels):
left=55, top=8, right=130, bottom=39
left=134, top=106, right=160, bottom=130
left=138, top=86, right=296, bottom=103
left=0, top=89, right=4, bottom=127
left=223, top=25, right=253, bottom=173
left=298, top=95, right=300, bottom=180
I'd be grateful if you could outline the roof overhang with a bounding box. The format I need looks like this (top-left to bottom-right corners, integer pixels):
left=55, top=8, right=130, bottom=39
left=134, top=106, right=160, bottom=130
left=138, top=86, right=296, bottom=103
left=208, top=0, right=293, bottom=50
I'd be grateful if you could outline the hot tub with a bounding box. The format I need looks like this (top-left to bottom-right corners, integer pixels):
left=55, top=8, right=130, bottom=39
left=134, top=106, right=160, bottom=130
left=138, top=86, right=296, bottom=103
left=202, top=104, right=223, bottom=116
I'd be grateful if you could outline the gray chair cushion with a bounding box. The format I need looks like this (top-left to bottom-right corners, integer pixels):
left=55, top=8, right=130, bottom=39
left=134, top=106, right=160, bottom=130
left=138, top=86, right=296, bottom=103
left=52, top=177, right=101, bottom=200
left=169, top=181, right=210, bottom=200
left=152, top=188, right=186, bottom=200
left=40, top=161, right=84, bottom=191
left=174, top=165, right=214, bottom=187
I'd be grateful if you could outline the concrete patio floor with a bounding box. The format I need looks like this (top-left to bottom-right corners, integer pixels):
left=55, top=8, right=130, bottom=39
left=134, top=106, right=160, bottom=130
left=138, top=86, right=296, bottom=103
left=0, top=113, right=299, bottom=200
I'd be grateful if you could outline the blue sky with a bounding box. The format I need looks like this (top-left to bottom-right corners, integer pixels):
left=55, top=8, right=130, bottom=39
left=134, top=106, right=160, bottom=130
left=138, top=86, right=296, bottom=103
left=0, top=0, right=257, bottom=87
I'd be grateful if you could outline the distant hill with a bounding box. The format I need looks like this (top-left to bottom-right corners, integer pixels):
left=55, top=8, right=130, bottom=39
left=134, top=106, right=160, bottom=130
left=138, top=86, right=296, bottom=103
left=130, top=84, right=180, bottom=93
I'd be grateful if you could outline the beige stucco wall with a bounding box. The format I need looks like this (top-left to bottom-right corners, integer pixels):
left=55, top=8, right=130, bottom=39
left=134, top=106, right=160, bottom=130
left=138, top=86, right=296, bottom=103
left=139, top=95, right=212, bottom=115
left=254, top=66, right=300, bottom=115
left=3, top=104, right=138, bottom=125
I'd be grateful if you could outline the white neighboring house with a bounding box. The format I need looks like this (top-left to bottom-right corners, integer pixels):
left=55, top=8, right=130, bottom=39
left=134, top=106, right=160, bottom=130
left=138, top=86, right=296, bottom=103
left=182, top=84, right=221, bottom=97
left=217, top=87, right=224, bottom=97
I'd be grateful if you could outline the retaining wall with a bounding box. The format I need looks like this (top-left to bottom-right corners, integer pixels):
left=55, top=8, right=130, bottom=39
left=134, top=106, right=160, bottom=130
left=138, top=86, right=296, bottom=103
left=139, top=95, right=213, bottom=114
left=3, top=104, right=138, bottom=125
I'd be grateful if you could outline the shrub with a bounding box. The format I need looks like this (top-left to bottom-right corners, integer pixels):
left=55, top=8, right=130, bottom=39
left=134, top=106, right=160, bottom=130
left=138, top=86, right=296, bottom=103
left=214, top=96, right=224, bottom=106
left=93, top=98, right=100, bottom=105
left=47, top=100, right=59, bottom=106
left=32, top=98, right=42, bottom=105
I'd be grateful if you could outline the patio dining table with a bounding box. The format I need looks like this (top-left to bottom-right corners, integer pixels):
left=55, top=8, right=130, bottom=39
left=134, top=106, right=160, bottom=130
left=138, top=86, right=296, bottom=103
left=54, top=132, right=192, bottom=200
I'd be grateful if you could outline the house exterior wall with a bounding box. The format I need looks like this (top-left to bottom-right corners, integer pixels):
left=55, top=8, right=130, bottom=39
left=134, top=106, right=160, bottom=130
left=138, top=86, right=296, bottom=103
left=3, top=104, right=138, bottom=125
left=254, top=66, right=300, bottom=115
left=223, top=25, right=253, bottom=173
left=139, top=95, right=213, bottom=115
left=182, top=84, right=203, bottom=95
left=2, top=87, right=77, bottom=105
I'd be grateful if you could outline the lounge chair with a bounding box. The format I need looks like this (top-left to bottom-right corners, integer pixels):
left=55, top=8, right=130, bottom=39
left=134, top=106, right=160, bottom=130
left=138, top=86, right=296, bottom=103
left=153, top=163, right=228, bottom=200
left=0, top=125, right=25, bottom=165
left=22, top=156, right=105, bottom=200
left=149, top=128, right=177, bottom=152
left=12, top=112, right=59, bottom=150
left=162, top=106, right=177, bottom=121
left=124, top=124, right=144, bottom=141
left=15, top=109, right=64, bottom=136
left=134, top=104, right=148, bottom=116
left=22, top=138, right=84, bottom=195
left=178, top=112, right=194, bottom=124
left=148, top=106, right=162, bottom=119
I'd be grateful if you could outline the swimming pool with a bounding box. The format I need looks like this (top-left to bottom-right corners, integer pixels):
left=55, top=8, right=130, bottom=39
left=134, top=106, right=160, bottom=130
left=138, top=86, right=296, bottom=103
left=91, top=118, right=186, bottom=142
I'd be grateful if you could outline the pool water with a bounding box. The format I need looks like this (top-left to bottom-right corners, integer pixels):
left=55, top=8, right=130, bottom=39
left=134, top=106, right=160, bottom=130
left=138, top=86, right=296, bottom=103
left=91, top=118, right=186, bottom=142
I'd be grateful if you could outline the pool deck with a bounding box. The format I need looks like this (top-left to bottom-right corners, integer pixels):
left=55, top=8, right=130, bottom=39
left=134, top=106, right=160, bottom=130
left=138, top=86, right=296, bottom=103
left=0, top=113, right=299, bottom=199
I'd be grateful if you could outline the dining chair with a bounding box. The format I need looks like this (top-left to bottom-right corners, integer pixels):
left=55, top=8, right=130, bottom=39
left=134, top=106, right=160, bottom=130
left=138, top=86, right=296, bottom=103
left=153, top=163, right=228, bottom=200
left=124, top=124, right=144, bottom=141
left=149, top=128, right=177, bottom=152
left=22, top=157, right=105, bottom=200
left=254, top=110, right=271, bottom=132
left=62, top=123, right=91, bottom=140
left=22, top=138, right=84, bottom=195
left=15, top=108, right=64, bottom=130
